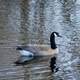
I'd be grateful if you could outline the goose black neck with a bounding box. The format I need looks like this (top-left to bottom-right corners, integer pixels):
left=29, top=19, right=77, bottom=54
left=50, top=33, right=57, bottom=49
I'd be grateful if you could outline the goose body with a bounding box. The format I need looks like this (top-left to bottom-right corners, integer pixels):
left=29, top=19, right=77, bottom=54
left=48, top=48, right=59, bottom=56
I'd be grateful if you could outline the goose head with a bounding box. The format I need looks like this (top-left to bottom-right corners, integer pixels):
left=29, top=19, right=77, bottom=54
left=50, top=32, right=62, bottom=49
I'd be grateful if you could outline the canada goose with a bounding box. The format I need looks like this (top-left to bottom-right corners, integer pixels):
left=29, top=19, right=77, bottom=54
left=15, top=32, right=61, bottom=65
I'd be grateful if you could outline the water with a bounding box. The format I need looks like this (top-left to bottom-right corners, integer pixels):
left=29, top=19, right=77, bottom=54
left=0, top=0, right=80, bottom=80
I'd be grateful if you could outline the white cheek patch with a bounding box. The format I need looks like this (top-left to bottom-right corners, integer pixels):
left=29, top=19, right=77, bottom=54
left=54, top=33, right=57, bottom=37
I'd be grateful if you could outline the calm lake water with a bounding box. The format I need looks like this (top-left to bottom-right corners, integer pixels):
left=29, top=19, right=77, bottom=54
left=0, top=0, right=80, bottom=80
